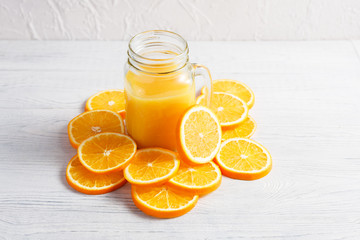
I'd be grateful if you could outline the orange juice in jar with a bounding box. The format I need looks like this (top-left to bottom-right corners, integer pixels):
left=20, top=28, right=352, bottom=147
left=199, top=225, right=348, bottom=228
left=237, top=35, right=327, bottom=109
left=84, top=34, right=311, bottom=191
left=125, top=30, right=212, bottom=150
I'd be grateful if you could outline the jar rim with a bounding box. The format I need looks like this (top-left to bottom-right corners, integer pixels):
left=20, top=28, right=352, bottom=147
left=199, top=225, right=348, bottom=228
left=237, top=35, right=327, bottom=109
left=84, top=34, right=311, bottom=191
left=126, top=58, right=190, bottom=75
left=128, top=30, right=189, bottom=62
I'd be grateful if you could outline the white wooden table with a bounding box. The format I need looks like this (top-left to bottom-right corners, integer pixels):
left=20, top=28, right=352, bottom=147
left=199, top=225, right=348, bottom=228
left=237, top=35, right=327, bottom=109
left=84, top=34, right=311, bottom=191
left=1, top=41, right=360, bottom=240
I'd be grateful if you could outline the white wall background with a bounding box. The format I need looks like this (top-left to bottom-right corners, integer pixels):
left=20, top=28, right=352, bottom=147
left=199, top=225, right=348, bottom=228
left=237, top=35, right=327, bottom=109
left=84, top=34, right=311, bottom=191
left=1, top=0, right=360, bottom=40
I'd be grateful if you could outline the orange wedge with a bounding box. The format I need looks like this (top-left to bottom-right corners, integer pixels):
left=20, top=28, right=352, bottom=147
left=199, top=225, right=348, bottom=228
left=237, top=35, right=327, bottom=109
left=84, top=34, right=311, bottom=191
left=124, top=148, right=180, bottom=186
left=222, top=116, right=256, bottom=141
left=85, top=89, right=126, bottom=118
left=176, top=105, right=221, bottom=165
left=196, top=92, right=248, bottom=128
left=66, top=155, right=127, bottom=195
left=78, top=132, right=137, bottom=174
left=68, top=110, right=125, bottom=148
left=132, top=184, right=199, bottom=218
left=168, top=161, right=221, bottom=195
left=213, top=79, right=255, bottom=109
left=215, top=138, right=272, bottom=180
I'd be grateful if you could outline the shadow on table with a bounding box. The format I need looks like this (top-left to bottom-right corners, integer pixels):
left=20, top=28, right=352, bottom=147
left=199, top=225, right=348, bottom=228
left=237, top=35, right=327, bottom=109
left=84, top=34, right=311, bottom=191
left=105, top=183, right=156, bottom=220
left=57, top=122, right=78, bottom=193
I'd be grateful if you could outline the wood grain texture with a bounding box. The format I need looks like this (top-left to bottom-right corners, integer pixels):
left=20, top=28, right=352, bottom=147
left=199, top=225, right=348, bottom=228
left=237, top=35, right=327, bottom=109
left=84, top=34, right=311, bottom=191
left=0, top=41, right=360, bottom=240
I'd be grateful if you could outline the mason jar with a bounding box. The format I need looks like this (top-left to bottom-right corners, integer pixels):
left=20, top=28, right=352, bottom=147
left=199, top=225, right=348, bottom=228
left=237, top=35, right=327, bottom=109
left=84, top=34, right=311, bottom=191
left=124, top=30, right=212, bottom=150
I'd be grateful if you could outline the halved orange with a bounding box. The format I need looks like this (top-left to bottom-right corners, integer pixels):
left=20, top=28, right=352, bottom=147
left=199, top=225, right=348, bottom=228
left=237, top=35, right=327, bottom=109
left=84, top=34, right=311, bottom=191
left=66, top=155, right=127, bottom=195
left=215, top=138, right=272, bottom=180
left=124, top=148, right=180, bottom=186
left=176, top=105, right=222, bottom=165
left=168, top=161, right=221, bottom=195
left=132, top=184, right=199, bottom=218
left=85, top=89, right=126, bottom=118
left=213, top=79, right=255, bottom=109
left=196, top=92, right=248, bottom=128
left=68, top=110, right=125, bottom=148
left=222, top=116, right=256, bottom=141
left=78, top=132, right=137, bottom=174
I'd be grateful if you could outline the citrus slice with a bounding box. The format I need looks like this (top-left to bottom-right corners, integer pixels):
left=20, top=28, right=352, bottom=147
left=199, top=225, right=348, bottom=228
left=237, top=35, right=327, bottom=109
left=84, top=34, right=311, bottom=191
left=176, top=105, right=221, bottom=165
left=66, top=155, right=127, bottom=195
left=78, top=132, right=137, bottom=174
left=201, top=86, right=208, bottom=95
left=215, top=138, right=272, bottom=180
left=196, top=92, right=248, bottom=128
left=195, top=94, right=206, bottom=106
left=68, top=110, right=125, bottom=148
left=124, top=148, right=180, bottom=186
left=85, top=89, right=126, bottom=118
left=168, top=161, right=221, bottom=195
left=213, top=79, right=255, bottom=109
left=222, top=116, right=256, bottom=141
left=132, top=184, right=199, bottom=218
left=196, top=94, right=206, bottom=105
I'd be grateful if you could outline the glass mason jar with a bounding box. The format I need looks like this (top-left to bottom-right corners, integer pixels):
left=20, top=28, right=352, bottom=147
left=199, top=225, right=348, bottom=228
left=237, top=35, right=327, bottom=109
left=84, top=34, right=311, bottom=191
left=124, top=30, right=212, bottom=150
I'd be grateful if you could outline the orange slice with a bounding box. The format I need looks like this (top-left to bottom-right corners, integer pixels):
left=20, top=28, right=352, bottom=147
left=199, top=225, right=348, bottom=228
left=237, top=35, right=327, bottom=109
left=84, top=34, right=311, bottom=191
left=176, top=105, right=221, bottom=165
left=222, top=116, right=256, bottom=141
left=124, top=148, right=180, bottom=186
left=215, top=138, right=272, bottom=180
left=201, top=86, right=208, bottom=95
left=213, top=79, right=255, bottom=109
left=168, top=161, right=221, bottom=195
left=85, top=89, right=126, bottom=118
left=196, top=94, right=206, bottom=105
left=132, top=184, right=199, bottom=218
left=78, top=132, right=137, bottom=174
left=66, top=155, right=127, bottom=195
left=196, top=92, right=248, bottom=128
left=68, top=110, right=125, bottom=148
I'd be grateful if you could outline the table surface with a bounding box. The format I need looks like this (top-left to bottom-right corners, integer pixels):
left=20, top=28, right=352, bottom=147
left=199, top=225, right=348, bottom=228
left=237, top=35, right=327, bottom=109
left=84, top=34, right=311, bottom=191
left=1, top=41, right=360, bottom=240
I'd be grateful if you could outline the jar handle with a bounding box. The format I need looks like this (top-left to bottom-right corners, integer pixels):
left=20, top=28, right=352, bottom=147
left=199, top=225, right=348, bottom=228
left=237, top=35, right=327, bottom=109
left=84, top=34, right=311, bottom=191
left=192, top=63, right=212, bottom=107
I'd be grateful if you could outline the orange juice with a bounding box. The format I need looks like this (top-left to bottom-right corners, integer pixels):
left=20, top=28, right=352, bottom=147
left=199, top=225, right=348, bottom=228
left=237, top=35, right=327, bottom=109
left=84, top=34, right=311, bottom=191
left=125, top=65, right=195, bottom=150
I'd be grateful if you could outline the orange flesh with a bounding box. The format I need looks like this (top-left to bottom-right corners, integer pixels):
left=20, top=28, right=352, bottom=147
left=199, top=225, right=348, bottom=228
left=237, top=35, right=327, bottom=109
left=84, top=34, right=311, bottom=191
left=69, top=110, right=124, bottom=147
left=86, top=90, right=125, bottom=113
left=213, top=80, right=253, bottom=107
left=222, top=116, right=256, bottom=140
left=171, top=162, right=218, bottom=187
left=134, top=185, right=196, bottom=209
left=183, top=110, right=220, bottom=159
left=125, top=149, right=178, bottom=182
left=79, top=133, right=136, bottom=171
left=66, top=155, right=126, bottom=194
left=219, top=140, right=268, bottom=171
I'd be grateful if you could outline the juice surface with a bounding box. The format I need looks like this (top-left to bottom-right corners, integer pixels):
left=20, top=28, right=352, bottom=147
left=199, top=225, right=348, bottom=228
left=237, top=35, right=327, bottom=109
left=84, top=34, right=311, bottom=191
left=125, top=64, right=195, bottom=150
